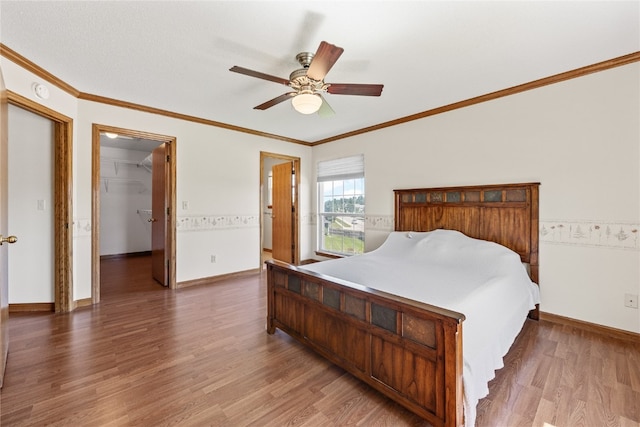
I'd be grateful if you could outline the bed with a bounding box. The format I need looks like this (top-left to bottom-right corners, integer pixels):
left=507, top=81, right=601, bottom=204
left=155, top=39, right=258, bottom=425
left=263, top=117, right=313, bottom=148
left=265, top=182, right=540, bottom=427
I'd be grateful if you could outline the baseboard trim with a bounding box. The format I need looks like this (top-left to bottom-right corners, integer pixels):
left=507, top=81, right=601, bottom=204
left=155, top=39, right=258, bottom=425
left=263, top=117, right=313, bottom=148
left=177, top=268, right=261, bottom=289
left=74, top=298, right=93, bottom=309
left=9, top=302, right=54, bottom=313
left=540, top=311, right=639, bottom=343
left=100, top=251, right=151, bottom=261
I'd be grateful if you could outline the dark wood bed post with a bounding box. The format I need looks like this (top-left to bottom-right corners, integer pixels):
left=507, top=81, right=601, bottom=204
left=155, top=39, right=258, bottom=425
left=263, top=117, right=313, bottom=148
left=529, top=184, right=540, bottom=320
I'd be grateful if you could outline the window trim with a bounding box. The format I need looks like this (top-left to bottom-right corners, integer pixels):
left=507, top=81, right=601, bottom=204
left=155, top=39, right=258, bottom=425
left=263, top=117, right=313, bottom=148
left=316, top=155, right=365, bottom=257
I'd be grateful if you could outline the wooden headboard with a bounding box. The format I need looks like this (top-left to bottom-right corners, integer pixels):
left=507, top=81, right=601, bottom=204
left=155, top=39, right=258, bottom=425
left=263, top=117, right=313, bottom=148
left=394, top=182, right=540, bottom=287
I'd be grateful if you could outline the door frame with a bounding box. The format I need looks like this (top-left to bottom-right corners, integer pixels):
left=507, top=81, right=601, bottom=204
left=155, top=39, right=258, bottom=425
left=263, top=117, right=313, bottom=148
left=260, top=151, right=300, bottom=266
left=91, top=124, right=177, bottom=301
left=7, top=91, right=74, bottom=313
left=1, top=65, right=8, bottom=387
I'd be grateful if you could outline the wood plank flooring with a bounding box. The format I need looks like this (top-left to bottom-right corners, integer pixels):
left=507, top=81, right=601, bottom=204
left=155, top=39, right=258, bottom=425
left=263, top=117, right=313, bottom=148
left=1, top=256, right=639, bottom=426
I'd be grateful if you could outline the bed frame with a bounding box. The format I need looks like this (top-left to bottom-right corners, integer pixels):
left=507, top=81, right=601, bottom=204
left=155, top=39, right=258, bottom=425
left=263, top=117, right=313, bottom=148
left=266, top=182, right=539, bottom=427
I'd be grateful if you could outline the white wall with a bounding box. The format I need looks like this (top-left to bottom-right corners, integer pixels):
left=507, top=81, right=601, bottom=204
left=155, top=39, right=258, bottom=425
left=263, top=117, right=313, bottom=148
left=3, top=55, right=638, bottom=333
left=2, top=56, right=313, bottom=299
left=99, top=146, right=154, bottom=256
left=0, top=57, right=82, bottom=300
left=7, top=104, right=54, bottom=303
left=75, top=100, right=313, bottom=285
left=312, top=63, right=640, bottom=333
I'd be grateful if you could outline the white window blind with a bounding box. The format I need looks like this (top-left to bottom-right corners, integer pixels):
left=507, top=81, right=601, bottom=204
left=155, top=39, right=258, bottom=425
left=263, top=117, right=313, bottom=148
left=317, top=154, right=364, bottom=182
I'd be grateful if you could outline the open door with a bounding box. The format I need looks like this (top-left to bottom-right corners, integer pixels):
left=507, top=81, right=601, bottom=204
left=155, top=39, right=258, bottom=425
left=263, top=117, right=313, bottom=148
left=151, top=143, right=169, bottom=286
left=0, top=65, right=12, bottom=387
left=92, top=125, right=176, bottom=297
left=271, top=161, right=294, bottom=263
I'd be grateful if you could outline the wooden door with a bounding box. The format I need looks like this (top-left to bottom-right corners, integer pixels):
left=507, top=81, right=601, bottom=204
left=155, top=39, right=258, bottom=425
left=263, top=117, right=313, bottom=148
left=271, top=162, right=294, bottom=263
left=0, top=66, right=9, bottom=387
left=151, top=143, right=168, bottom=286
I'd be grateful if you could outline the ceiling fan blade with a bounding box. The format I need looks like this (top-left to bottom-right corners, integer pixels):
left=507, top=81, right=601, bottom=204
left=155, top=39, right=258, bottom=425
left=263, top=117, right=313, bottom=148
left=254, top=92, right=296, bottom=110
left=317, top=95, right=335, bottom=118
left=327, top=83, right=384, bottom=96
left=306, top=41, right=344, bottom=81
left=229, top=66, right=290, bottom=86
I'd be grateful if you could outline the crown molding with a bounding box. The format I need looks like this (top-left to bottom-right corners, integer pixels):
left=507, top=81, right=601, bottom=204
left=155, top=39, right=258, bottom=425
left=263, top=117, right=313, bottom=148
left=0, top=43, right=309, bottom=146
left=312, top=51, right=640, bottom=145
left=2, top=43, right=638, bottom=146
left=78, top=92, right=311, bottom=146
left=0, top=43, right=80, bottom=97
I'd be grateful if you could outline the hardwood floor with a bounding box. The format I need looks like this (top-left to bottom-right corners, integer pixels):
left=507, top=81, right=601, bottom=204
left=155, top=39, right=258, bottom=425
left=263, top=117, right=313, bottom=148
left=1, top=256, right=639, bottom=426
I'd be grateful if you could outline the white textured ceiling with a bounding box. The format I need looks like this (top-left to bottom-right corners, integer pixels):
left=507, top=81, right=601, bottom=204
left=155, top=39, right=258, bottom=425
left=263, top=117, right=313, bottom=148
left=1, top=1, right=638, bottom=143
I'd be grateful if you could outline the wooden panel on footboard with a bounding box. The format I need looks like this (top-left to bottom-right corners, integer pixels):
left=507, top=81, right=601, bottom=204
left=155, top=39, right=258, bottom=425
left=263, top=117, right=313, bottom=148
left=266, top=260, right=465, bottom=427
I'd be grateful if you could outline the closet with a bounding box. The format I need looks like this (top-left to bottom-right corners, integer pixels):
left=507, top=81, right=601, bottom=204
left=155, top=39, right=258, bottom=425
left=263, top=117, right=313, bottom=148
left=100, top=135, right=160, bottom=257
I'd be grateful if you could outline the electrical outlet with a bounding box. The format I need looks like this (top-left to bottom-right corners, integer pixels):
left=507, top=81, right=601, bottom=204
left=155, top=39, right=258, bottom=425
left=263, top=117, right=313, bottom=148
left=624, top=293, right=638, bottom=309
left=210, top=255, right=216, bottom=263
left=182, top=201, right=189, bottom=210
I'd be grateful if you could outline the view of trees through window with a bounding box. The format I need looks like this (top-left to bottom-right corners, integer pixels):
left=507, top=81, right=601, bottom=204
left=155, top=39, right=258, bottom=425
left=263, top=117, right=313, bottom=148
left=318, top=178, right=365, bottom=255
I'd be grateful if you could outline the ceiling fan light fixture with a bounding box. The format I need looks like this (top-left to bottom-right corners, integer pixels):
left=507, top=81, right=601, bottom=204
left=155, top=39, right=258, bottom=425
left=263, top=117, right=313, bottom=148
left=292, top=92, right=322, bottom=115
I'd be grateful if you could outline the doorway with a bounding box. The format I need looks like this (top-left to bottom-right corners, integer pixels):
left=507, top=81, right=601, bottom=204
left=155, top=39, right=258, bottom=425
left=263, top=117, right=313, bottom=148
left=7, top=104, right=54, bottom=309
left=1, top=82, right=72, bottom=388
left=260, top=152, right=300, bottom=266
left=91, top=125, right=176, bottom=302
left=5, top=91, right=73, bottom=313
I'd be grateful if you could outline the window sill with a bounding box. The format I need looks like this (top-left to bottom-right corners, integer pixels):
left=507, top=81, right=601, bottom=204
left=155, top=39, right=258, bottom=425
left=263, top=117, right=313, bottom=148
left=314, top=251, right=345, bottom=259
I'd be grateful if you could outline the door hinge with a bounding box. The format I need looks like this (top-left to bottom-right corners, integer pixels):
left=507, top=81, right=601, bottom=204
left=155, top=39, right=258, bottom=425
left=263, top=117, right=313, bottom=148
left=166, top=207, right=170, bottom=215
left=166, top=155, right=170, bottom=162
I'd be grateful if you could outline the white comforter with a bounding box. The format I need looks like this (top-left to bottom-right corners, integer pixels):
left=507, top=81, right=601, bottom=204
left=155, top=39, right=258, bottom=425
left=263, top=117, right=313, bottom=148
left=302, top=229, right=540, bottom=426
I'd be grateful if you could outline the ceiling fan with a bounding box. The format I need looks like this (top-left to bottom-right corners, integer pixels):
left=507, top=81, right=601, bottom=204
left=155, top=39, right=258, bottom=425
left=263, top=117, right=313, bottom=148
left=230, top=41, right=383, bottom=116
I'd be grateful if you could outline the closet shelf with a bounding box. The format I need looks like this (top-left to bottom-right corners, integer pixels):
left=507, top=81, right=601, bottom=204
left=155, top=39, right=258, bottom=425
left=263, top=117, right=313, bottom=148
left=101, top=157, right=151, bottom=175
left=100, top=177, right=147, bottom=193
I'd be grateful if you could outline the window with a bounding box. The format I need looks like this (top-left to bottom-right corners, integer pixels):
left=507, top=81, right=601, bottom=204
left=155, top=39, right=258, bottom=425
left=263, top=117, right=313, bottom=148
left=317, top=155, right=365, bottom=256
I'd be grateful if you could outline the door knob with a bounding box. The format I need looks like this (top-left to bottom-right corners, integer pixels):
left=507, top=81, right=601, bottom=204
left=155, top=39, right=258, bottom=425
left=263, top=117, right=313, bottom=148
left=148, top=218, right=157, bottom=223
left=0, top=235, right=18, bottom=245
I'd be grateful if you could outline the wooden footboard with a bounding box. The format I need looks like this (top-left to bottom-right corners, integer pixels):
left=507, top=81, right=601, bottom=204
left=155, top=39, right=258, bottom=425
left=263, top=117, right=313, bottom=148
left=266, top=259, right=465, bottom=427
